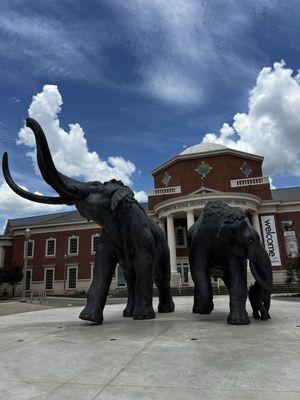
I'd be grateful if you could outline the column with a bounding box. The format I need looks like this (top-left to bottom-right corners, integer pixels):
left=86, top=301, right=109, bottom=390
left=158, top=219, right=165, bottom=235
left=0, top=246, right=4, bottom=269
left=167, top=214, right=177, bottom=273
left=252, top=211, right=262, bottom=240
left=186, top=210, right=195, bottom=230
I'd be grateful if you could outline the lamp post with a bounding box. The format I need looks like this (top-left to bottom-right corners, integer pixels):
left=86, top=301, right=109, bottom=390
left=20, top=227, right=31, bottom=303
left=63, top=253, right=68, bottom=295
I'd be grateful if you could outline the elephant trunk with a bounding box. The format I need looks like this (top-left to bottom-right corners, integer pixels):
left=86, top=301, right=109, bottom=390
left=248, top=244, right=273, bottom=292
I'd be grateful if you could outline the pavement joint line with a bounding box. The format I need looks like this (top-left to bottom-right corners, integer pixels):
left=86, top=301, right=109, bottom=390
left=90, top=322, right=174, bottom=400
left=100, top=383, right=300, bottom=393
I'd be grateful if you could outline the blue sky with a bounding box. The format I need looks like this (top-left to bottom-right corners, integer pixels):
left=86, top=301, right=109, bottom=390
left=1, top=0, right=300, bottom=229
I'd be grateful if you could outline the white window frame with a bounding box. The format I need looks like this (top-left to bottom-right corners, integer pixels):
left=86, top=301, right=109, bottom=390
left=45, top=238, right=56, bottom=257
left=175, top=227, right=187, bottom=248
left=91, top=234, right=101, bottom=255
left=24, top=240, right=35, bottom=259
left=44, top=267, right=55, bottom=290
left=68, top=236, right=79, bottom=256
left=90, top=262, right=94, bottom=281
left=25, top=268, right=33, bottom=291
left=67, top=265, right=78, bottom=290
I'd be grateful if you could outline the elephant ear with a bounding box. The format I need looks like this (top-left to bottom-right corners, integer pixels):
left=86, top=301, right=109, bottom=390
left=110, top=186, right=134, bottom=211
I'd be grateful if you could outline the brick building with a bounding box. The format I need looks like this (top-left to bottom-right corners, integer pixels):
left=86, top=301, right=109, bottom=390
left=1, top=142, right=300, bottom=294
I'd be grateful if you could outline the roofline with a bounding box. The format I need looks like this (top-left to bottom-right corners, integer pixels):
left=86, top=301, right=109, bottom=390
left=151, top=148, right=264, bottom=175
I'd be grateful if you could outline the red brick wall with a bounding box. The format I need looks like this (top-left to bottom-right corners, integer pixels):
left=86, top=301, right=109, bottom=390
left=9, top=228, right=101, bottom=281
left=149, top=154, right=271, bottom=210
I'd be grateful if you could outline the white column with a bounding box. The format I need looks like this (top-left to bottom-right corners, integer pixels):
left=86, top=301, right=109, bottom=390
left=159, top=219, right=165, bottom=235
left=167, top=214, right=177, bottom=273
left=186, top=210, right=195, bottom=230
left=252, top=211, right=262, bottom=240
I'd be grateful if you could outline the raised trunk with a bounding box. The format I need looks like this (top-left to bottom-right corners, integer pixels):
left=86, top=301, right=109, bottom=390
left=25, top=118, right=87, bottom=202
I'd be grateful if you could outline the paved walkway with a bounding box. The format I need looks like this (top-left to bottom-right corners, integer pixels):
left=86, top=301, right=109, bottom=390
left=0, top=296, right=299, bottom=399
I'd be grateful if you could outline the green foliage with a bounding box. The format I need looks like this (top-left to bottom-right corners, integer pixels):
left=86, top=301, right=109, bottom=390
left=0, top=264, right=23, bottom=297
left=286, top=257, right=300, bottom=285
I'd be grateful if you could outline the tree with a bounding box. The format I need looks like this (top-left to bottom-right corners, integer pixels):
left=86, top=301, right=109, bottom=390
left=1, top=264, right=23, bottom=297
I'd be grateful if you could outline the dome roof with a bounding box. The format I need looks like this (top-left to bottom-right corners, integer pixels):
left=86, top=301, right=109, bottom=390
left=180, top=142, right=227, bottom=155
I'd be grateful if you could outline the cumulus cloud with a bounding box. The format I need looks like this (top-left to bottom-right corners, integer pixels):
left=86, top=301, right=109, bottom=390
left=202, top=61, right=300, bottom=177
left=134, top=191, right=148, bottom=203
left=0, top=181, right=67, bottom=216
left=17, top=85, right=137, bottom=185
left=0, top=85, right=147, bottom=230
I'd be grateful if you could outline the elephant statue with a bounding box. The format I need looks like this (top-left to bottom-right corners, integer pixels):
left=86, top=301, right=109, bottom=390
left=188, top=201, right=272, bottom=325
left=3, top=118, right=175, bottom=324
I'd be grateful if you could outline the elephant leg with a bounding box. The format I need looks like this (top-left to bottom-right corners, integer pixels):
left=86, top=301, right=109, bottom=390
left=155, top=243, right=175, bottom=313
left=123, top=270, right=136, bottom=317
left=190, top=251, right=214, bottom=315
left=227, top=257, right=250, bottom=325
left=79, top=235, right=117, bottom=324
left=132, top=237, right=156, bottom=320
left=250, top=283, right=271, bottom=320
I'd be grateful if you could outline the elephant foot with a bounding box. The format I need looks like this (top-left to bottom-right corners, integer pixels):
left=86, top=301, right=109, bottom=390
left=158, top=299, right=175, bottom=313
left=193, top=301, right=214, bottom=315
left=227, top=310, right=250, bottom=325
left=123, top=304, right=134, bottom=317
left=133, top=306, right=156, bottom=320
left=79, top=307, right=103, bottom=324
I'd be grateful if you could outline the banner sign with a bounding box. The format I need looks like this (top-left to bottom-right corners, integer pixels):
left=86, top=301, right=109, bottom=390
left=283, top=231, right=299, bottom=258
left=261, top=215, right=281, bottom=266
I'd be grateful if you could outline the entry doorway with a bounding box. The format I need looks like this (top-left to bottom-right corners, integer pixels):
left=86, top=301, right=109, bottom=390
left=177, top=262, right=189, bottom=286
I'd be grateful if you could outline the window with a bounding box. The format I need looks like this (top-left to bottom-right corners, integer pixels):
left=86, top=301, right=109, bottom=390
left=91, top=234, right=101, bottom=254
left=45, top=238, right=56, bottom=257
left=25, top=269, right=32, bottom=290
left=68, top=236, right=79, bottom=255
left=44, top=268, right=54, bottom=290
left=116, top=265, right=126, bottom=287
left=68, top=266, right=77, bottom=289
left=24, top=240, right=34, bottom=258
left=175, top=227, right=186, bottom=247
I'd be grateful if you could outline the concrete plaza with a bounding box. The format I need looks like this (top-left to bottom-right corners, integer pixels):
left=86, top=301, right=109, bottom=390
left=0, top=296, right=299, bottom=400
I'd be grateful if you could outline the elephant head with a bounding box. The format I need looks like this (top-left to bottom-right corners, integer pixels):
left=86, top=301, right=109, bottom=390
left=2, top=118, right=134, bottom=229
left=217, top=213, right=273, bottom=293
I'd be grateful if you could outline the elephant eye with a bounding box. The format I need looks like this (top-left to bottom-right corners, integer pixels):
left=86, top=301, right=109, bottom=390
left=249, top=238, right=254, bottom=244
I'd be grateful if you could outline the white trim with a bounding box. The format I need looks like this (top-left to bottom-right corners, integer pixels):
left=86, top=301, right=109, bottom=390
left=230, top=176, right=269, bottom=188
left=147, top=186, right=182, bottom=196
left=154, top=191, right=261, bottom=218
left=67, top=265, right=78, bottom=290
left=13, top=222, right=100, bottom=236
left=90, top=262, right=94, bottom=281
left=24, top=239, right=34, bottom=259
left=45, top=237, right=56, bottom=257
left=44, top=267, right=55, bottom=290
left=91, top=234, right=100, bottom=254
left=68, top=236, right=79, bottom=256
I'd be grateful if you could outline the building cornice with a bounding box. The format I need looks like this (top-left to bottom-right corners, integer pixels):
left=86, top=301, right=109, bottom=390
left=152, top=148, right=264, bottom=175
left=153, top=191, right=262, bottom=218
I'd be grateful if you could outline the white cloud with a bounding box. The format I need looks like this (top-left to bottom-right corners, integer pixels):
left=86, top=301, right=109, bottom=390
left=17, top=85, right=136, bottom=185
left=202, top=61, right=300, bottom=177
left=0, top=181, right=67, bottom=215
left=134, top=191, right=148, bottom=203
